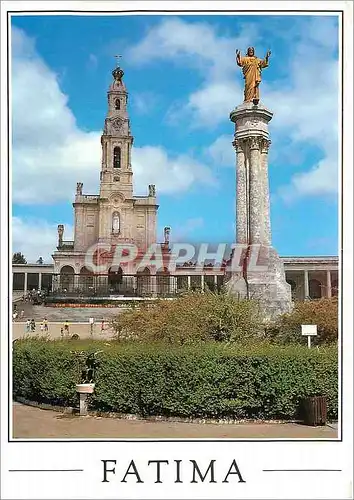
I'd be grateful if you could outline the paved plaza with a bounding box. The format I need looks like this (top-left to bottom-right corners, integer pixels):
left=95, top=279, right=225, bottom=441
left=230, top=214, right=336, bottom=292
left=13, top=299, right=126, bottom=322
left=13, top=403, right=337, bottom=439
left=12, top=300, right=125, bottom=339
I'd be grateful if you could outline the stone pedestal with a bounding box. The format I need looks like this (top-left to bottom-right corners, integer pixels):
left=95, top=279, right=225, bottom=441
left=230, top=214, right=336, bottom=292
left=227, top=102, right=292, bottom=319
left=76, top=383, right=95, bottom=416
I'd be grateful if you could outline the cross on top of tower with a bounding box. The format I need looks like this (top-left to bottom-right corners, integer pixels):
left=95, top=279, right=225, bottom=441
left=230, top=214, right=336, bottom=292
left=112, top=54, right=124, bottom=83
left=114, top=54, right=122, bottom=67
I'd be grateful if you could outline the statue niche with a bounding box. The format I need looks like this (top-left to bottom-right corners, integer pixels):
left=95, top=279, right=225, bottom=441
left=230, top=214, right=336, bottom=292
left=112, top=212, right=120, bottom=234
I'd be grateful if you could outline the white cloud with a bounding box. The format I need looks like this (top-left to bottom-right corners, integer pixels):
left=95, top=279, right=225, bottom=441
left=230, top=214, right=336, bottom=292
left=128, top=17, right=258, bottom=79
left=133, top=146, right=214, bottom=194
left=12, top=216, right=73, bottom=263
left=278, top=155, right=338, bottom=202
left=265, top=19, right=338, bottom=199
left=12, top=27, right=213, bottom=205
left=204, top=134, right=235, bottom=167
left=127, top=16, right=339, bottom=199
left=170, top=217, right=204, bottom=242
left=186, top=81, right=241, bottom=128
left=127, top=17, right=257, bottom=127
left=131, top=91, right=157, bottom=115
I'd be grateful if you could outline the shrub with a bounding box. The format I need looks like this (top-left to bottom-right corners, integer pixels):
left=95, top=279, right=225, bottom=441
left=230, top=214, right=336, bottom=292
left=12, top=339, right=338, bottom=420
left=268, top=298, right=338, bottom=345
left=111, top=290, right=263, bottom=344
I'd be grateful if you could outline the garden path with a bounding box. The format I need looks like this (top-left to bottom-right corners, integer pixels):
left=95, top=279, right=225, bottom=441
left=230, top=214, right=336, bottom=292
left=13, top=403, right=337, bottom=439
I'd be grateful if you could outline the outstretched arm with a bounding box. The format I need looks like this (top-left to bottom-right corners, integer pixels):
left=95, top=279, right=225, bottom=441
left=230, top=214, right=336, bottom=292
left=236, top=49, right=242, bottom=67
left=260, top=49, right=271, bottom=68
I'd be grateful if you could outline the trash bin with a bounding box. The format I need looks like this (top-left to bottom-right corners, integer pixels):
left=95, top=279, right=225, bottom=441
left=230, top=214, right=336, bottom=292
left=301, top=396, right=327, bottom=426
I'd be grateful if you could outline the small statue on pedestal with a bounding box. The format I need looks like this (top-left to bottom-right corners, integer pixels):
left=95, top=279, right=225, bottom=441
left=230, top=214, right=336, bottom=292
left=81, top=352, right=102, bottom=383
left=76, top=182, right=83, bottom=195
left=148, top=184, right=156, bottom=197
left=57, top=224, right=64, bottom=248
left=72, top=350, right=103, bottom=384
left=164, top=226, right=171, bottom=246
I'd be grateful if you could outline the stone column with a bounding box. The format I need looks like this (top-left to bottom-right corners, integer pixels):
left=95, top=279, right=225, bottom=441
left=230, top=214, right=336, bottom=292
left=24, top=272, right=28, bottom=293
left=187, top=275, right=191, bottom=290
left=74, top=274, right=79, bottom=292
left=260, top=139, right=272, bottom=246
left=304, top=270, right=309, bottom=299
left=234, top=139, right=248, bottom=244
left=248, top=136, right=262, bottom=244
left=172, top=276, right=177, bottom=295
left=201, top=274, right=205, bottom=292
left=327, top=270, right=332, bottom=298
left=38, top=273, right=42, bottom=291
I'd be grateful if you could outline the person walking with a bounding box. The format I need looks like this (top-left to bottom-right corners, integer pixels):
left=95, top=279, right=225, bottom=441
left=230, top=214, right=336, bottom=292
left=40, top=322, right=45, bottom=334
left=30, top=319, right=36, bottom=332
left=20, top=310, right=25, bottom=319
left=64, top=320, right=70, bottom=337
left=25, top=319, right=31, bottom=333
left=43, top=317, right=48, bottom=332
left=101, top=319, right=105, bottom=334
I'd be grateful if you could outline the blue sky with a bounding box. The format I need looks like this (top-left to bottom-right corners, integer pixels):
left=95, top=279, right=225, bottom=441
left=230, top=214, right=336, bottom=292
left=11, top=14, right=339, bottom=262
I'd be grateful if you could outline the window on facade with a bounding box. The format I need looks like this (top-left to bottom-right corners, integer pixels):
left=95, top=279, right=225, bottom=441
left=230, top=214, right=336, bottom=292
left=115, top=98, right=121, bottom=110
left=113, top=147, right=121, bottom=168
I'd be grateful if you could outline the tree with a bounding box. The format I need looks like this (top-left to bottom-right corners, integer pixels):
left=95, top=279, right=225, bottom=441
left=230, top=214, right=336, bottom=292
left=12, top=252, right=27, bottom=264
left=36, top=257, right=44, bottom=265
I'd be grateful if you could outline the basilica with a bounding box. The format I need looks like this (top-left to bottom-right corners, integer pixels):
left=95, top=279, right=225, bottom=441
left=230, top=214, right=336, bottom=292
left=53, top=64, right=160, bottom=274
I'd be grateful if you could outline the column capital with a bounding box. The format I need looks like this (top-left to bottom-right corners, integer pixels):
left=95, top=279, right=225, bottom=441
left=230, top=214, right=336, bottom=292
left=232, top=138, right=245, bottom=153
left=248, top=136, right=262, bottom=150
left=260, top=138, right=271, bottom=154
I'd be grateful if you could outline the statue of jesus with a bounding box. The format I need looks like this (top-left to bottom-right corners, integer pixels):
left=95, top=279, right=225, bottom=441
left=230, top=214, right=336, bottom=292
left=236, top=47, right=271, bottom=104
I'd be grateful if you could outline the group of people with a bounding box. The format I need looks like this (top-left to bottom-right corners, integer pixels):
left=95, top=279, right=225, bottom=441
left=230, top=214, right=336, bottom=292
left=23, top=289, right=48, bottom=305
left=15, top=310, right=108, bottom=338
left=12, top=305, right=24, bottom=321
left=60, top=320, right=70, bottom=338
left=25, top=318, right=48, bottom=333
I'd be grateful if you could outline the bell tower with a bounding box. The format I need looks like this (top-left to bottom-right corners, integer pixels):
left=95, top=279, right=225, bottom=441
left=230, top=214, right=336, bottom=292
left=54, top=59, right=159, bottom=274
left=100, top=61, right=133, bottom=199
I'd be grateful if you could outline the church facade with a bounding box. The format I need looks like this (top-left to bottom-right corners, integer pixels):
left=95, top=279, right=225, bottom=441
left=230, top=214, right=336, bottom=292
left=52, top=64, right=161, bottom=281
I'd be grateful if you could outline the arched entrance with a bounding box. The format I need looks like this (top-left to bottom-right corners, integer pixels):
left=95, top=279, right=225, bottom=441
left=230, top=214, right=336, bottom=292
left=136, top=267, right=151, bottom=296
left=309, top=279, right=322, bottom=299
left=108, top=266, right=123, bottom=293
left=60, top=265, right=75, bottom=293
left=79, top=266, right=94, bottom=294
left=156, top=268, right=170, bottom=296
left=204, top=275, right=216, bottom=292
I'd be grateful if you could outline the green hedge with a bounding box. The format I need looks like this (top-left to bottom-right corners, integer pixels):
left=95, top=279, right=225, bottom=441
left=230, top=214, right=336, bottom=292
left=13, top=339, right=338, bottom=420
